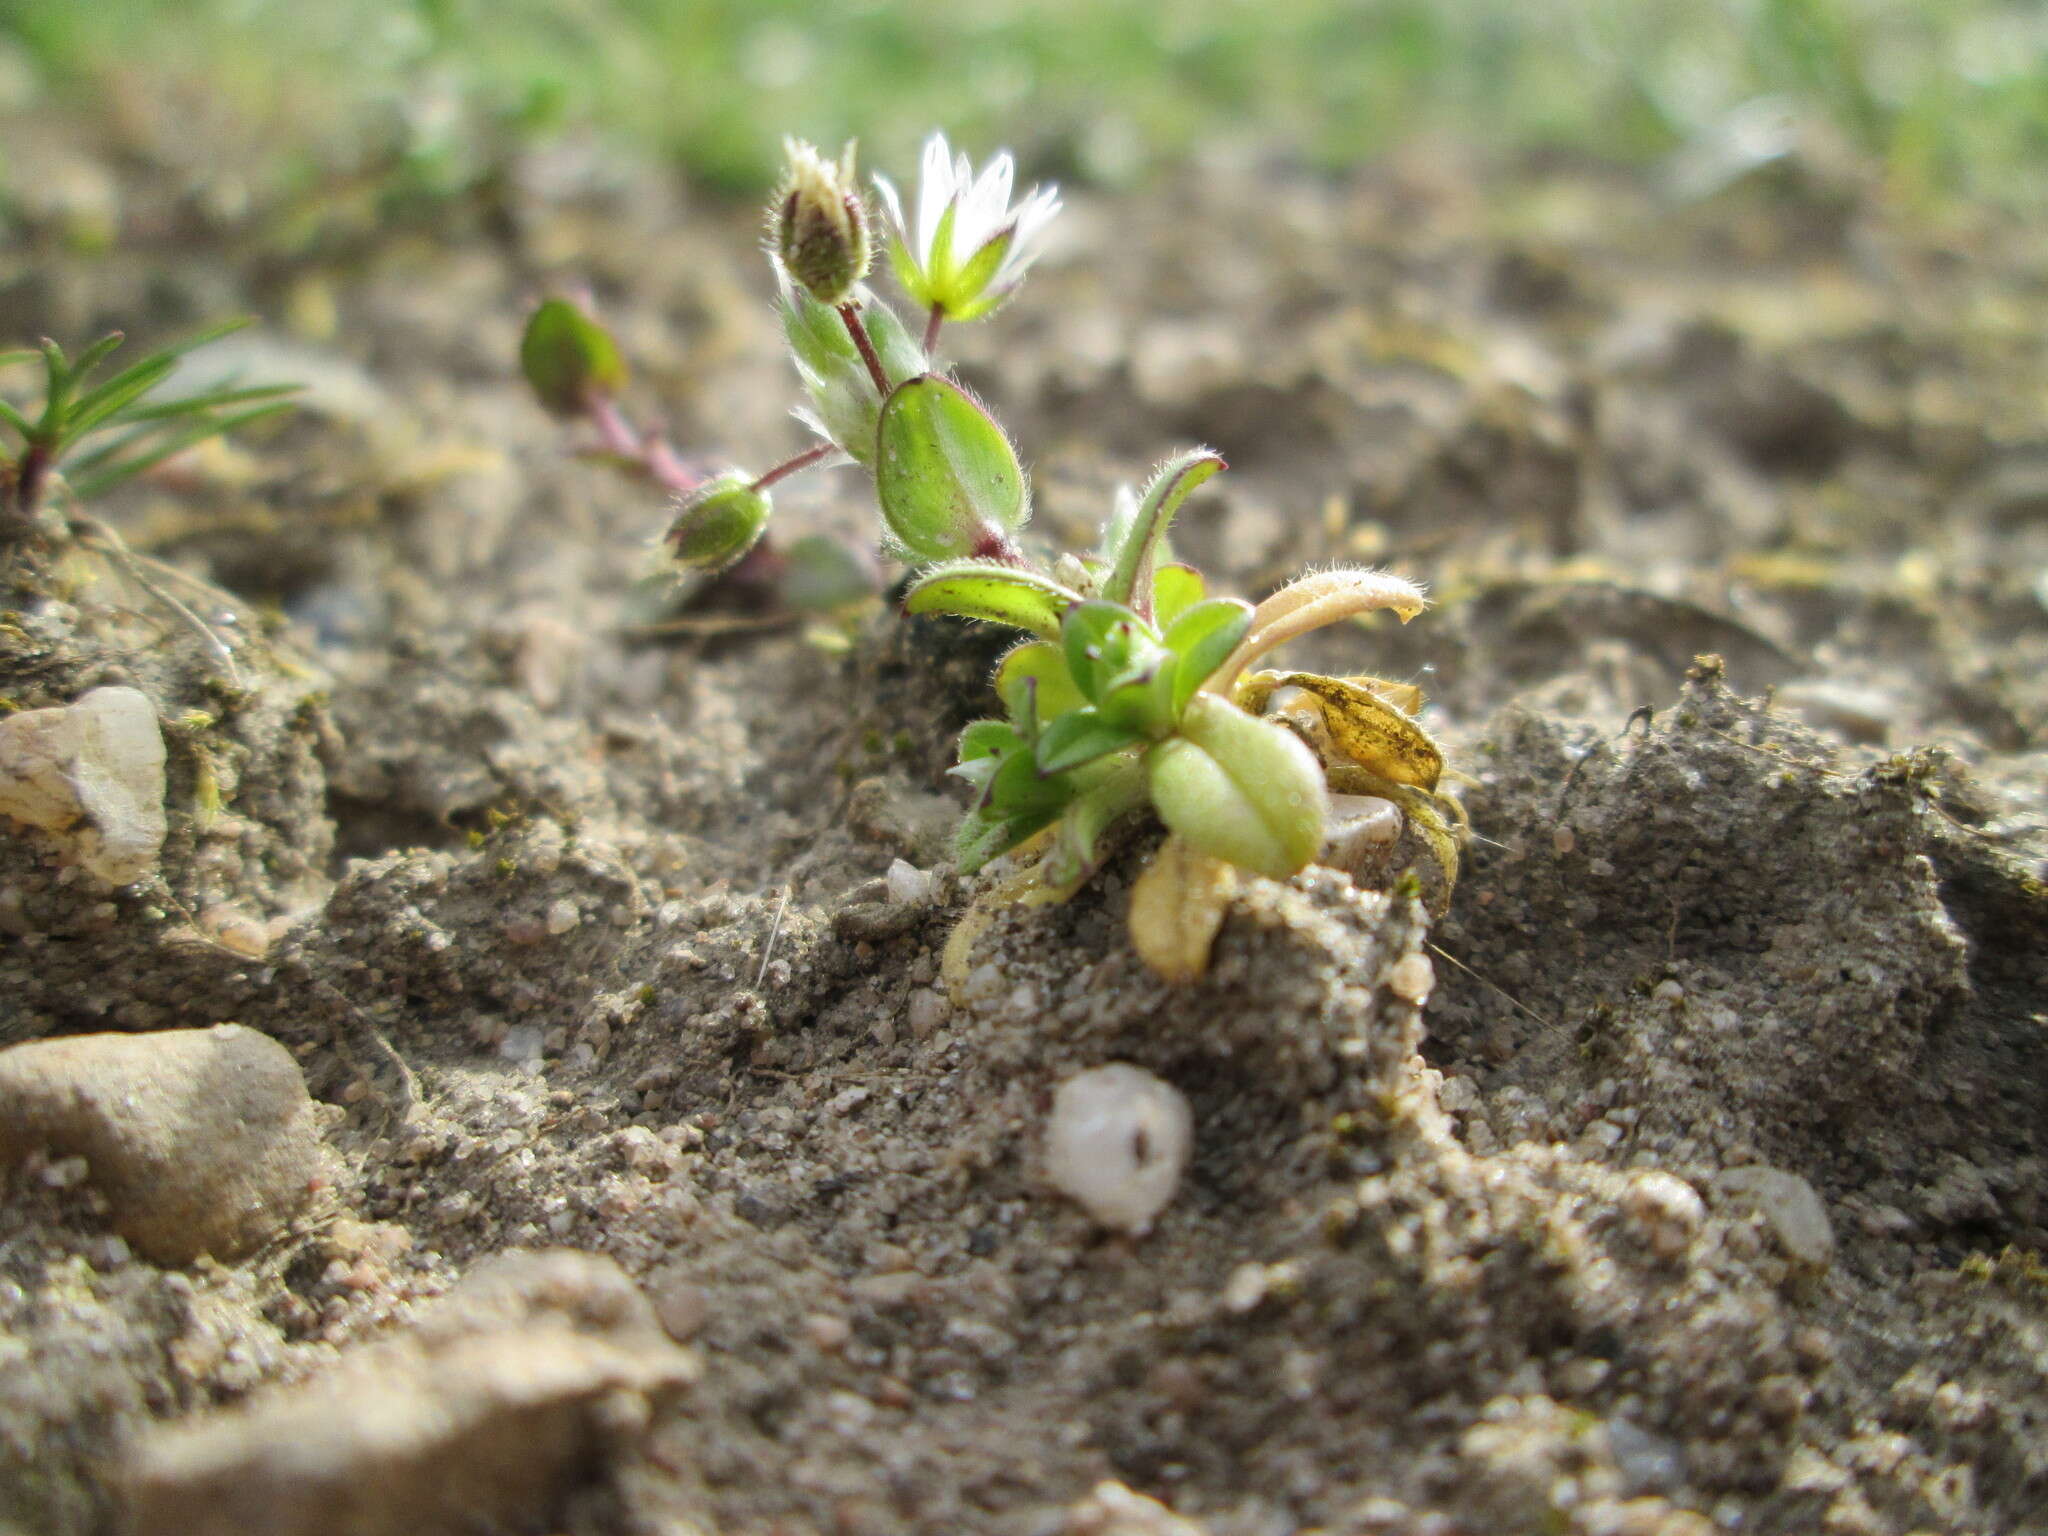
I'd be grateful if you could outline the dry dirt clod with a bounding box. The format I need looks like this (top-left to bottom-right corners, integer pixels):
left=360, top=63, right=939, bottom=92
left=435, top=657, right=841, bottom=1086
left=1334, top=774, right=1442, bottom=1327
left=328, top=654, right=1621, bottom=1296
left=0, top=1024, right=335, bottom=1265
left=121, top=1249, right=701, bottom=1536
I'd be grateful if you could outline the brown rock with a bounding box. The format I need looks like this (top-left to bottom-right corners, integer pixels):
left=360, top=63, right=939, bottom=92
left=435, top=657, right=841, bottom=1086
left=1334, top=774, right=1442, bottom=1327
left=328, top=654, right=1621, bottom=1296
left=122, top=1250, right=702, bottom=1536
left=0, top=1024, right=332, bottom=1264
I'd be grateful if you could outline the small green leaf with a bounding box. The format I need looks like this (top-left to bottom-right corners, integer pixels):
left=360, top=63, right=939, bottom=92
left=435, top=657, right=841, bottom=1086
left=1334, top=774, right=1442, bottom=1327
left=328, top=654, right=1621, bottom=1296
left=1035, top=709, right=1144, bottom=775
left=1035, top=755, right=1149, bottom=898
left=1096, top=660, right=1177, bottom=737
left=1163, top=597, right=1255, bottom=717
left=995, top=641, right=1086, bottom=724
left=957, top=718, right=1021, bottom=763
left=1151, top=564, right=1206, bottom=628
left=66, top=401, right=295, bottom=500
left=874, top=374, right=1028, bottom=561
left=664, top=472, right=771, bottom=571
left=954, top=801, right=1061, bottom=873
left=903, top=560, right=1081, bottom=639
left=66, top=332, right=128, bottom=385
left=1100, top=449, right=1226, bottom=616
left=1145, top=692, right=1326, bottom=881
left=520, top=298, right=627, bottom=416
left=778, top=534, right=875, bottom=613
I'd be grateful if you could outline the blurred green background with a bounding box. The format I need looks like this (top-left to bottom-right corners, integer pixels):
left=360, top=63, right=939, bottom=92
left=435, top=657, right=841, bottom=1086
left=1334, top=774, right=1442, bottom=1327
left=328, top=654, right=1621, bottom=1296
left=1, top=0, right=2043, bottom=208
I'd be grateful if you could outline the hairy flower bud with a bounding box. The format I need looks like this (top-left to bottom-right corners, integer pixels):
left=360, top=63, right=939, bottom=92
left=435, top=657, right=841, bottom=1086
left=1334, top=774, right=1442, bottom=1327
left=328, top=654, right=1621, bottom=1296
left=773, top=139, right=871, bottom=307
left=666, top=472, right=771, bottom=572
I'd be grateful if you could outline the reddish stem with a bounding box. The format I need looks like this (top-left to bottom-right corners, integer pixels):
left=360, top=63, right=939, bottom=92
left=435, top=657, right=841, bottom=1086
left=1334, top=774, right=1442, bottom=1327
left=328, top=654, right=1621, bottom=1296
left=750, top=442, right=839, bottom=494
left=837, top=303, right=892, bottom=396
left=588, top=395, right=700, bottom=494
left=922, top=303, right=945, bottom=355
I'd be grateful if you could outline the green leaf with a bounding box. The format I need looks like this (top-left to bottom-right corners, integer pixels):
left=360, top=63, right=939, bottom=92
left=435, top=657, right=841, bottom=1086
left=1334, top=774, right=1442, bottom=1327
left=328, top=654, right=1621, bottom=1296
left=1035, top=755, right=1149, bottom=898
left=66, top=332, right=127, bottom=385
left=0, top=397, right=32, bottom=441
left=65, top=318, right=254, bottom=430
left=520, top=298, right=627, bottom=416
left=903, top=560, right=1081, bottom=639
left=995, top=640, right=1086, bottom=724
left=1096, top=659, right=1177, bottom=737
left=56, top=358, right=179, bottom=440
left=1060, top=599, right=1141, bottom=705
left=957, top=718, right=1021, bottom=763
left=1035, top=709, right=1144, bottom=775
left=1099, top=449, right=1226, bottom=616
left=67, top=401, right=295, bottom=500
left=778, top=534, right=875, bottom=613
left=874, top=373, right=1028, bottom=561
left=1145, top=692, right=1326, bottom=881
left=118, top=381, right=301, bottom=425
left=1163, top=597, right=1255, bottom=717
left=1150, top=564, right=1206, bottom=629
left=954, top=801, right=1061, bottom=874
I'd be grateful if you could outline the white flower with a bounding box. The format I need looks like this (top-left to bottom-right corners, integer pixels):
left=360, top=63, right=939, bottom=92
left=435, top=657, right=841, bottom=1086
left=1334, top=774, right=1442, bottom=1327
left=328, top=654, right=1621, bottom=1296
left=871, top=131, right=1061, bottom=323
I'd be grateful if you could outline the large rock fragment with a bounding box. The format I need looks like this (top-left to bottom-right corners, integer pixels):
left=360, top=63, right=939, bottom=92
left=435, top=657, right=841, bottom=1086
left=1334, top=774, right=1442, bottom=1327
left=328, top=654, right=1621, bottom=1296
left=0, top=685, right=167, bottom=884
left=0, top=1024, right=332, bottom=1264
left=122, top=1250, right=703, bottom=1536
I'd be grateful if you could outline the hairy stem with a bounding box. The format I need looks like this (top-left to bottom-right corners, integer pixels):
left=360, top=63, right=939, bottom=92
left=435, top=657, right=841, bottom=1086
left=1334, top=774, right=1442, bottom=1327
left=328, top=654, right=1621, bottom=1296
left=922, top=303, right=945, bottom=355
left=837, top=303, right=892, bottom=395
left=750, top=441, right=840, bottom=493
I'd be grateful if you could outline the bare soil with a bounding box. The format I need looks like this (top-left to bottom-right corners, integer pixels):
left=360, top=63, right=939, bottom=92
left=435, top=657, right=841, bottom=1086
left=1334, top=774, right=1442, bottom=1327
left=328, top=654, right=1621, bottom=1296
left=1, top=118, right=2045, bottom=1536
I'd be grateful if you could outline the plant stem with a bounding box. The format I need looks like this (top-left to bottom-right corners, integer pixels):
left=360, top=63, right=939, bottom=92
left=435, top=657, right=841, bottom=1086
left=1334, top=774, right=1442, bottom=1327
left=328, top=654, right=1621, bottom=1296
left=922, top=303, right=945, bottom=355
left=13, top=442, right=50, bottom=521
left=750, top=442, right=839, bottom=493
left=837, top=304, right=892, bottom=395
left=588, top=394, right=700, bottom=494
left=587, top=394, right=640, bottom=456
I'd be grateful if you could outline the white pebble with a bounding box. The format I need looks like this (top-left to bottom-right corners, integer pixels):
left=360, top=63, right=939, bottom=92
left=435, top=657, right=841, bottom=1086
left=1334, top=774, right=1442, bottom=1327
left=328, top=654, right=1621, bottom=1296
left=544, top=899, right=581, bottom=935
left=1044, top=1064, right=1192, bottom=1235
left=885, top=858, right=935, bottom=904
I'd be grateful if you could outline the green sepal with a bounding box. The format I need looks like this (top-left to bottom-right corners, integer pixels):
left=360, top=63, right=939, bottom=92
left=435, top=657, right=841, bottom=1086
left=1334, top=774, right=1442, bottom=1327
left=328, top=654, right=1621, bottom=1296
left=1100, top=450, right=1226, bottom=616
left=1163, top=597, right=1255, bottom=717
left=1145, top=692, right=1326, bottom=881
left=781, top=280, right=924, bottom=464
left=875, top=374, right=1029, bottom=561
left=903, top=561, right=1083, bottom=639
left=521, top=298, right=627, bottom=416
left=665, top=472, right=771, bottom=572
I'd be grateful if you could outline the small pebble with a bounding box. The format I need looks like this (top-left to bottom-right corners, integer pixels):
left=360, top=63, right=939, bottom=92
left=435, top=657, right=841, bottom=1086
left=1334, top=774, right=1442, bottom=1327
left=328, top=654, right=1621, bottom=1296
left=1044, top=1064, right=1192, bottom=1235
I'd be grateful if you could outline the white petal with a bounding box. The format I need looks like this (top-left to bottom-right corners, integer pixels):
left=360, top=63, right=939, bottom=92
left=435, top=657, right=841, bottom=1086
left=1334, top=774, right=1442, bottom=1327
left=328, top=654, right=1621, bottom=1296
left=917, top=133, right=955, bottom=257
left=869, top=172, right=910, bottom=250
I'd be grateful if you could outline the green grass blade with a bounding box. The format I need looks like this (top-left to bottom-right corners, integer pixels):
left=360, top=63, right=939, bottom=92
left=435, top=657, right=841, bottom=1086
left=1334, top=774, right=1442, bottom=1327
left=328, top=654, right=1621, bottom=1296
left=117, top=381, right=301, bottom=424
left=66, top=332, right=127, bottom=384
left=67, top=401, right=292, bottom=500
left=0, top=398, right=33, bottom=442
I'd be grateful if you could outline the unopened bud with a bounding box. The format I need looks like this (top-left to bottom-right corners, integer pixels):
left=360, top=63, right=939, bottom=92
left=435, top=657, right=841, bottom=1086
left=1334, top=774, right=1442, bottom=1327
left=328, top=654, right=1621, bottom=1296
left=666, top=473, right=771, bottom=572
left=774, top=139, right=871, bottom=307
left=519, top=296, right=626, bottom=417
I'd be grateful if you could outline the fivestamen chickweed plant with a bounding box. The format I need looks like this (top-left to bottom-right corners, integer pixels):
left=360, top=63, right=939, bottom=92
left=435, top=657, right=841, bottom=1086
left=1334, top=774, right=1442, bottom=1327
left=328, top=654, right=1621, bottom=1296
left=531, top=131, right=1464, bottom=980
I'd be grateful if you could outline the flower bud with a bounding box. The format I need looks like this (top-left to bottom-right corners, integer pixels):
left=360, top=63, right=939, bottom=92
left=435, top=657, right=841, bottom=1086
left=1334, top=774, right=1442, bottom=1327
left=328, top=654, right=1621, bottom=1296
left=520, top=297, right=626, bottom=417
left=665, top=472, right=771, bottom=572
left=773, top=139, right=871, bottom=308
